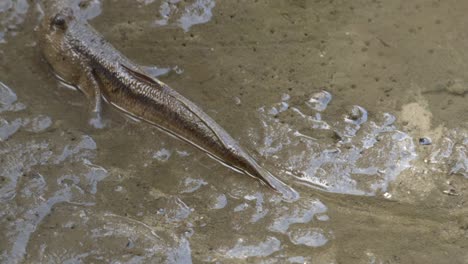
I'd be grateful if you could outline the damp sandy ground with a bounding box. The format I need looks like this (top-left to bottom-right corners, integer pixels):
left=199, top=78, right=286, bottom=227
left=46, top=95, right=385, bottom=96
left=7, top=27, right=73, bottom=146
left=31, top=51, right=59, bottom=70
left=0, top=0, right=467, bottom=263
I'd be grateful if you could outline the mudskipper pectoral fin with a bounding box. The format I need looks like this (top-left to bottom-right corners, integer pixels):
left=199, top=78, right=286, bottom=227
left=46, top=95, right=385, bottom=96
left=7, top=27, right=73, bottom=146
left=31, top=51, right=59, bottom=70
left=79, top=69, right=105, bottom=129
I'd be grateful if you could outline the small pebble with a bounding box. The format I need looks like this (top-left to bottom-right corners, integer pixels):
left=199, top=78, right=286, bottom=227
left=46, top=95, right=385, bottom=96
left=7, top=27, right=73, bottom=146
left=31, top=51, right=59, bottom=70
left=446, top=79, right=468, bottom=95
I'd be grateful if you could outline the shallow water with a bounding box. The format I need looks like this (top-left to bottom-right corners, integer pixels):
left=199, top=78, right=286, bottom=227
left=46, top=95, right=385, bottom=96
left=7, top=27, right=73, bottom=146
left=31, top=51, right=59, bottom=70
left=1, top=0, right=467, bottom=263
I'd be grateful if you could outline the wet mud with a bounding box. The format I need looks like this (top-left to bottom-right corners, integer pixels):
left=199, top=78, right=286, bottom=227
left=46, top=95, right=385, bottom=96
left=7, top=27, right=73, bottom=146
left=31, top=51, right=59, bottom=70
left=0, top=0, right=467, bottom=263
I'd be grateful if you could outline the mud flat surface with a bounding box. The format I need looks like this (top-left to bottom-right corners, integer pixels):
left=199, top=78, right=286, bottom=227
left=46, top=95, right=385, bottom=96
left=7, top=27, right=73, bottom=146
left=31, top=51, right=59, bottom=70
left=0, top=0, right=467, bottom=263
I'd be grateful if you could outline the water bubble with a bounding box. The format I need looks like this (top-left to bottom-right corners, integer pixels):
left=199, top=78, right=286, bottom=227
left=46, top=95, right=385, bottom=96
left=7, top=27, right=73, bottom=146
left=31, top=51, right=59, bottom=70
left=306, top=90, right=332, bottom=112
left=345, top=105, right=368, bottom=125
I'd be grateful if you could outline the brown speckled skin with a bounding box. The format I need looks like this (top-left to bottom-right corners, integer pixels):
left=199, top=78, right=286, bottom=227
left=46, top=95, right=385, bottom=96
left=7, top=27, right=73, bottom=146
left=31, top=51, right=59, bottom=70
left=37, top=1, right=298, bottom=201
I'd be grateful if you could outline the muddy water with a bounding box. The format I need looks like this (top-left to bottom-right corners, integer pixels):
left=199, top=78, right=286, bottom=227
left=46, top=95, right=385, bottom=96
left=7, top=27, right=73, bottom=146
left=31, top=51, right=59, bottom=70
left=1, top=0, right=467, bottom=263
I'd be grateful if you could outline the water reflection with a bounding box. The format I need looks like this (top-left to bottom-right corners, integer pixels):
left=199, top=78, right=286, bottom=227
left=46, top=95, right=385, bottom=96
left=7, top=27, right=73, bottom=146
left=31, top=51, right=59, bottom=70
left=24, top=210, right=191, bottom=263
left=0, top=81, right=24, bottom=112
left=0, top=81, right=107, bottom=263
left=269, top=199, right=327, bottom=233
left=151, top=0, right=215, bottom=32
left=72, top=0, right=102, bottom=20
left=428, top=129, right=467, bottom=178
left=0, top=0, right=29, bottom=44
left=224, top=236, right=281, bottom=259
left=288, top=227, right=330, bottom=248
left=258, top=91, right=417, bottom=195
left=0, top=80, right=193, bottom=263
left=0, top=80, right=47, bottom=149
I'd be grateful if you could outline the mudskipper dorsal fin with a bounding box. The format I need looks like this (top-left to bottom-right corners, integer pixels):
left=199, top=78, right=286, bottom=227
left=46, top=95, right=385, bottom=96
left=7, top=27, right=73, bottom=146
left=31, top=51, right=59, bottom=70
left=120, top=63, right=162, bottom=87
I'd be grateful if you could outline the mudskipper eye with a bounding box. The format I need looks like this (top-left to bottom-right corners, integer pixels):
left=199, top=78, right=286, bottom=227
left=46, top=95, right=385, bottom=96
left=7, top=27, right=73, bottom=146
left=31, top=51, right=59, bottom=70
left=51, top=14, right=67, bottom=29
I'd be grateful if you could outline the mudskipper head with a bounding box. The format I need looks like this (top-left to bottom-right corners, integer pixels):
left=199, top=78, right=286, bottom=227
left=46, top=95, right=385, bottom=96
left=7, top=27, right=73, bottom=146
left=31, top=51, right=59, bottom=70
left=38, top=5, right=74, bottom=42
left=38, top=5, right=82, bottom=85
